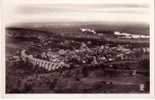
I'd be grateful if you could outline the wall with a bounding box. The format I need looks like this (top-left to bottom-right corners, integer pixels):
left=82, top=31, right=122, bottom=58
left=21, top=50, right=70, bottom=71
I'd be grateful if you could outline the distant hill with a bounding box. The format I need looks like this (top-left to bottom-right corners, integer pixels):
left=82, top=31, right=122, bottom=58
left=6, top=21, right=149, bottom=35
left=6, top=22, right=149, bottom=46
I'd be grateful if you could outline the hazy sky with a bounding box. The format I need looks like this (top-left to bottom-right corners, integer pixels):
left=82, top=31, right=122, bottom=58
left=3, top=0, right=151, bottom=25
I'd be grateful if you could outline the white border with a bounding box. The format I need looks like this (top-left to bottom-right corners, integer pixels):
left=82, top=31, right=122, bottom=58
left=0, top=0, right=154, bottom=99
left=150, top=0, right=155, bottom=97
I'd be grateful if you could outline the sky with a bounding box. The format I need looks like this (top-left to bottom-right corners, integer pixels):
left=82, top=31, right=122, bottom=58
left=2, top=0, right=151, bottom=25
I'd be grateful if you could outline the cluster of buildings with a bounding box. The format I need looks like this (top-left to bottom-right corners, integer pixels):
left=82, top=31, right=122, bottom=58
left=114, top=31, right=149, bottom=39
left=10, top=27, right=149, bottom=72
left=8, top=30, right=149, bottom=73
left=80, top=28, right=149, bottom=39
left=80, top=28, right=96, bottom=34
left=19, top=39, right=148, bottom=72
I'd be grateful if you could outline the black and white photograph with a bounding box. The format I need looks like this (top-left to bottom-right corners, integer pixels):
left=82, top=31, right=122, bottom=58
left=1, top=0, right=154, bottom=96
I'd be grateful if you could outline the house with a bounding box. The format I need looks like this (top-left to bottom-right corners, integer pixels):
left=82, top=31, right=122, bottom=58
left=80, top=28, right=96, bottom=34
